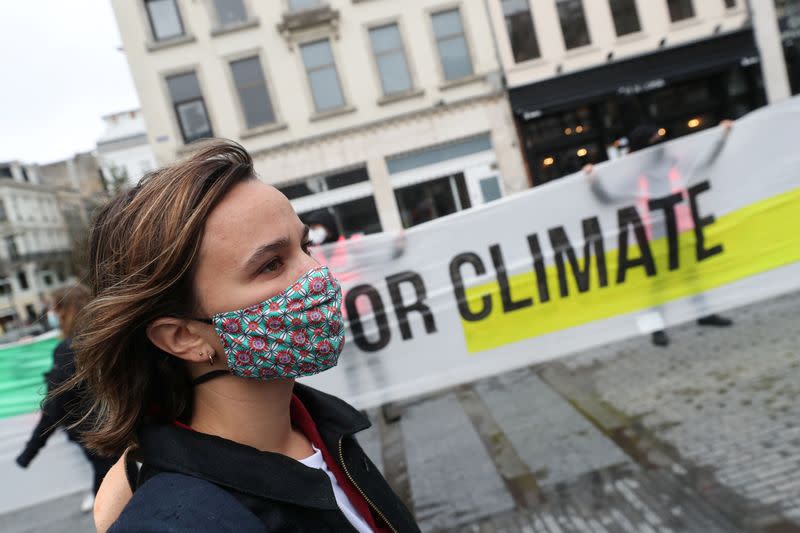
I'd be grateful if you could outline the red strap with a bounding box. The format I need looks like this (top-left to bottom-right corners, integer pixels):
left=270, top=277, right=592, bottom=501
left=290, top=395, right=388, bottom=532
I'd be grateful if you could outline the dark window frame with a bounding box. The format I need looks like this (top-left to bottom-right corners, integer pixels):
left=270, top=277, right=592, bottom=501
left=556, top=0, right=592, bottom=50
left=667, top=0, right=696, bottom=22
left=609, top=0, right=642, bottom=37
left=395, top=173, right=472, bottom=229
left=144, top=0, right=186, bottom=42
left=212, top=0, right=249, bottom=27
left=501, top=0, right=541, bottom=63
left=431, top=8, right=475, bottom=81
left=166, top=71, right=214, bottom=143
left=230, top=55, right=277, bottom=129
left=17, top=271, right=29, bottom=290
left=369, top=22, right=414, bottom=96
left=300, top=39, right=346, bottom=112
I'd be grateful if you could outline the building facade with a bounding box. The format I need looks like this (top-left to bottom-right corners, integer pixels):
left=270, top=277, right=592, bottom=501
left=110, top=0, right=528, bottom=235
left=487, top=0, right=768, bottom=185
left=0, top=162, right=74, bottom=331
left=96, top=108, right=158, bottom=190
left=37, top=152, right=110, bottom=280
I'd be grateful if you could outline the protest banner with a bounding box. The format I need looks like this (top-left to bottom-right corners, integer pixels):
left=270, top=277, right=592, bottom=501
left=303, top=97, right=800, bottom=408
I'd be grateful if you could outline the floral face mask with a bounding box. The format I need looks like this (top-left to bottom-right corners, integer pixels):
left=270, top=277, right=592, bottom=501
left=197, top=266, right=345, bottom=380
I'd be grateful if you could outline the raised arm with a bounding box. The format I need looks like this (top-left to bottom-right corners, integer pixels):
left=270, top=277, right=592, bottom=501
left=686, top=120, right=734, bottom=185
left=584, top=164, right=631, bottom=204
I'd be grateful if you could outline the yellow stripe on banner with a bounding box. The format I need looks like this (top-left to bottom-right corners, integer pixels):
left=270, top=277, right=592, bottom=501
left=462, top=187, right=800, bottom=353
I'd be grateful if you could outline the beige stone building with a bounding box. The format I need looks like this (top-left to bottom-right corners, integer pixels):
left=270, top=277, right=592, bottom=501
left=0, top=162, right=73, bottom=330
left=110, top=0, right=528, bottom=234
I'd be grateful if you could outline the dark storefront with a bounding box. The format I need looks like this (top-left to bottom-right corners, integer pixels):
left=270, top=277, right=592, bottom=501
left=777, top=0, right=800, bottom=95
left=510, top=29, right=766, bottom=186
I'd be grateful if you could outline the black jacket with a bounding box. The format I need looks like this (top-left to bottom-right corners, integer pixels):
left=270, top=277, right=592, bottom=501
left=16, top=339, right=84, bottom=466
left=110, top=383, right=420, bottom=533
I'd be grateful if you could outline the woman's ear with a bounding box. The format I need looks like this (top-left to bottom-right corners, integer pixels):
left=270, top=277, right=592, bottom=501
left=147, top=317, right=212, bottom=364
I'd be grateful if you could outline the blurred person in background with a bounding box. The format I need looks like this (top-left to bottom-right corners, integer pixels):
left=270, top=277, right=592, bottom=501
left=71, top=140, right=418, bottom=532
left=305, top=210, right=342, bottom=246
left=584, top=120, right=734, bottom=347
left=15, top=284, right=118, bottom=513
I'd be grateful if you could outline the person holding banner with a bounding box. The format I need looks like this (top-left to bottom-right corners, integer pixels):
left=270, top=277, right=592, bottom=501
left=15, top=284, right=118, bottom=513
left=584, top=120, right=734, bottom=347
left=69, top=140, right=418, bottom=533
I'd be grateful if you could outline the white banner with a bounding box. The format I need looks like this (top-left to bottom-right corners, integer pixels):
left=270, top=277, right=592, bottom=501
left=303, top=97, right=800, bottom=408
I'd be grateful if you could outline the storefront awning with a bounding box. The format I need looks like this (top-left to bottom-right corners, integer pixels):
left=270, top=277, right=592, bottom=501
left=510, top=29, right=759, bottom=117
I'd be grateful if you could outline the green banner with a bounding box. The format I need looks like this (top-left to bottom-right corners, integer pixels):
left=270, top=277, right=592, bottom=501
left=0, top=335, right=59, bottom=419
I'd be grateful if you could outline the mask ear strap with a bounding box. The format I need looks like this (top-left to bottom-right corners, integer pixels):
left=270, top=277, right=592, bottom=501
left=192, top=370, right=230, bottom=386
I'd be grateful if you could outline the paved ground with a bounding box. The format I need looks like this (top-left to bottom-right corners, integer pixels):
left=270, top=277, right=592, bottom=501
left=3, top=291, right=798, bottom=532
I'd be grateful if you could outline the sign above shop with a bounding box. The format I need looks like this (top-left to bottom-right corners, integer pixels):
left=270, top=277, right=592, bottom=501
left=616, top=78, right=666, bottom=96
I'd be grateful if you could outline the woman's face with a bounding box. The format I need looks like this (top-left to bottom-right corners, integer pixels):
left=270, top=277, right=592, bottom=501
left=193, top=179, right=315, bottom=330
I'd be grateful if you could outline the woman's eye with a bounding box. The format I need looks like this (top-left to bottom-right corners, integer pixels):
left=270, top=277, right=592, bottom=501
left=301, top=240, right=312, bottom=255
left=261, top=257, right=284, bottom=273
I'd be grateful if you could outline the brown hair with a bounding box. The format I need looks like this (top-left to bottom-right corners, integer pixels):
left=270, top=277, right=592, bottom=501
left=71, top=139, right=255, bottom=455
left=51, top=284, right=91, bottom=338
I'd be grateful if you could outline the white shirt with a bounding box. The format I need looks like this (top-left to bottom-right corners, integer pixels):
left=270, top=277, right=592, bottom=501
left=299, top=445, right=374, bottom=533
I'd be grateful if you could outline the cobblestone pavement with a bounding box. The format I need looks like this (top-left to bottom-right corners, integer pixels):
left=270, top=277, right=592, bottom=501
left=3, top=291, right=798, bottom=532
left=563, top=290, right=800, bottom=532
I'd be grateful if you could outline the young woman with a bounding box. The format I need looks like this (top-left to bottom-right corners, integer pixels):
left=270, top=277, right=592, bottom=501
left=16, top=284, right=117, bottom=513
left=75, top=140, right=419, bottom=532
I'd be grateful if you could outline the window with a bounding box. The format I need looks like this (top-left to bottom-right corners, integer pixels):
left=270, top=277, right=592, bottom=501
left=300, top=40, right=345, bottom=112
left=300, top=197, right=382, bottom=238
left=609, top=0, right=641, bottom=36
left=724, top=0, right=736, bottom=7
left=0, top=200, right=6, bottom=222
left=230, top=56, right=276, bottom=128
left=278, top=167, right=369, bottom=200
left=21, top=168, right=29, bottom=182
left=145, top=0, right=185, bottom=41
left=0, top=166, right=11, bottom=179
left=431, top=9, right=473, bottom=81
left=17, top=271, right=28, bottom=291
left=369, top=24, right=413, bottom=96
left=213, top=0, right=248, bottom=26
left=288, top=0, right=322, bottom=12
left=479, top=177, right=502, bottom=203
left=5, top=236, right=18, bottom=260
left=667, top=0, right=695, bottom=22
left=556, top=0, right=591, bottom=49
left=501, top=0, right=541, bottom=63
left=395, top=173, right=471, bottom=228
left=776, top=0, right=800, bottom=94
left=166, top=72, right=213, bottom=143
left=43, top=274, right=52, bottom=286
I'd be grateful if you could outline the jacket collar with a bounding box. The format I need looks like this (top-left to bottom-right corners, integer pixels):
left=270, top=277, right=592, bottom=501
left=136, top=383, right=370, bottom=510
left=292, top=382, right=371, bottom=436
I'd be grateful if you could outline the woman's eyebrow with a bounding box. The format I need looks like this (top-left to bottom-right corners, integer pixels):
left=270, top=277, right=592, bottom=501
left=242, top=226, right=309, bottom=271
left=243, top=238, right=289, bottom=271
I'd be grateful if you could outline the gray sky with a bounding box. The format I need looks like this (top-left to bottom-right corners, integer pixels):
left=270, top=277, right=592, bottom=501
left=0, top=0, right=139, bottom=164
